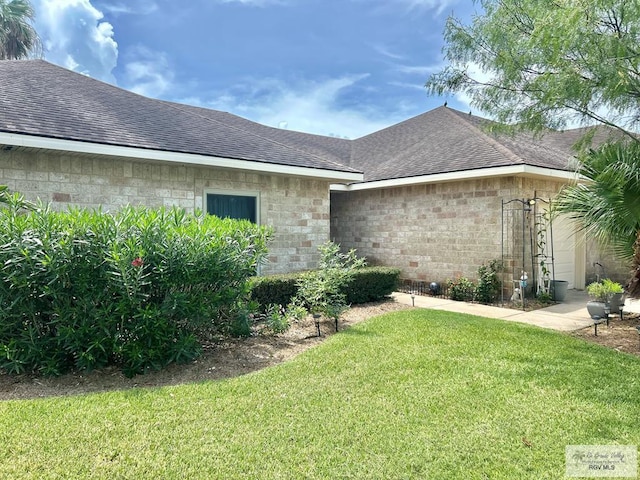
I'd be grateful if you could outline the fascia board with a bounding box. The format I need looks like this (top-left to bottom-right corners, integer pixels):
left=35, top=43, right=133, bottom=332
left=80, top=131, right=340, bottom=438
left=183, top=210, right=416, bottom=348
left=331, top=165, right=580, bottom=192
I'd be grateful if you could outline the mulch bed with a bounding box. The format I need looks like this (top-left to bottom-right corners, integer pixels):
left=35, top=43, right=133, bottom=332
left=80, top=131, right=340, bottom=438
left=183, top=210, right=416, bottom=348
left=571, top=313, right=640, bottom=357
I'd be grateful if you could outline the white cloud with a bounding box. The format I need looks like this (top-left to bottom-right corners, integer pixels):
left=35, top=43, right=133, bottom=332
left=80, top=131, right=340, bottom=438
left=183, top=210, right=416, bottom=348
left=362, top=0, right=459, bottom=16
left=217, top=0, right=288, bottom=5
left=96, top=1, right=158, bottom=15
left=373, top=45, right=406, bottom=61
left=120, top=46, right=174, bottom=98
left=388, top=81, right=427, bottom=91
left=395, top=64, right=441, bottom=76
left=33, top=0, right=118, bottom=83
left=34, top=0, right=173, bottom=98
left=395, top=0, right=459, bottom=15
left=181, top=75, right=409, bottom=139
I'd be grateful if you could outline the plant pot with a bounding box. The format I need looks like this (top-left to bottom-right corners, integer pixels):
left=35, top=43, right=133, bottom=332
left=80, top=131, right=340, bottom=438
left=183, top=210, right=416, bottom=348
left=586, top=301, right=608, bottom=320
left=550, top=280, right=568, bottom=302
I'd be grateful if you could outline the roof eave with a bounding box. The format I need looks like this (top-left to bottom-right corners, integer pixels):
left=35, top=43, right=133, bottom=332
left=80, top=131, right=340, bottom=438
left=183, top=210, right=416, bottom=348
left=330, top=165, right=579, bottom=192
left=0, top=132, right=363, bottom=183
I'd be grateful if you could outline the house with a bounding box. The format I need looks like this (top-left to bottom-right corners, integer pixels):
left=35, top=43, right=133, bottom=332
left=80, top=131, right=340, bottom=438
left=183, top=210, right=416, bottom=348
left=0, top=60, right=627, bottom=286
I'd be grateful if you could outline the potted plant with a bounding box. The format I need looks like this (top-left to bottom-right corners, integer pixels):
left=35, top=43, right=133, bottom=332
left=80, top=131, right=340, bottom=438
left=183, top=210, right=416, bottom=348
left=600, top=278, right=625, bottom=318
left=586, top=278, right=624, bottom=320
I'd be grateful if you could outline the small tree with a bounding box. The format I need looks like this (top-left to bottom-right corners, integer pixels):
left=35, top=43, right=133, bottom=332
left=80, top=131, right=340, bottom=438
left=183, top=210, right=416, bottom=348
left=293, top=242, right=366, bottom=331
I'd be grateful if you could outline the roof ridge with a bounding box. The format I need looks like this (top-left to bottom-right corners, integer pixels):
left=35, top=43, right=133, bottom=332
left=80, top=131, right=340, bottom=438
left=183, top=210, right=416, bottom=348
left=164, top=102, right=359, bottom=172
left=442, top=108, right=525, bottom=165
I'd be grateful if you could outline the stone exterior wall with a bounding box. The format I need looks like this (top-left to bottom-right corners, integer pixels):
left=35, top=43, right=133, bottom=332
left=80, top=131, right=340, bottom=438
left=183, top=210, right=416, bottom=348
left=0, top=148, right=331, bottom=274
left=330, top=176, right=570, bottom=284
left=331, top=177, right=514, bottom=283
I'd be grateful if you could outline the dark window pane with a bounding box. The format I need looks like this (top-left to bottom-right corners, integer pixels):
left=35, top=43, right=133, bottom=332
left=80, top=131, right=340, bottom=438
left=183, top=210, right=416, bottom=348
left=207, top=194, right=256, bottom=223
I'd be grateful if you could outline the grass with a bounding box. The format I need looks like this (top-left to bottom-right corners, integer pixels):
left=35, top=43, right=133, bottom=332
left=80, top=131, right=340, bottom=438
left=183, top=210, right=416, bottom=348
left=1, top=309, right=639, bottom=479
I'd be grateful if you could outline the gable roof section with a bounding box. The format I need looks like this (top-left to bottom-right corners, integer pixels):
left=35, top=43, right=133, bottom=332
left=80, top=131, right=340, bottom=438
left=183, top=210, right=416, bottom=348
left=0, top=60, right=361, bottom=180
left=349, top=106, right=577, bottom=183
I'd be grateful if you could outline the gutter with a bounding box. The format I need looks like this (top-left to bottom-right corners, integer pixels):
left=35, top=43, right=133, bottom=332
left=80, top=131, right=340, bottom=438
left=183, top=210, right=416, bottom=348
left=0, top=132, right=364, bottom=183
left=330, top=165, right=580, bottom=192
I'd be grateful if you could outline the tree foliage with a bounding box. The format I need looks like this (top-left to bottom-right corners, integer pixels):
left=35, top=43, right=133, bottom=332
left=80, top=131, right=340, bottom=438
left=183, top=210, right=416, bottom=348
left=555, top=142, right=640, bottom=261
left=0, top=0, right=41, bottom=60
left=426, top=0, right=640, bottom=139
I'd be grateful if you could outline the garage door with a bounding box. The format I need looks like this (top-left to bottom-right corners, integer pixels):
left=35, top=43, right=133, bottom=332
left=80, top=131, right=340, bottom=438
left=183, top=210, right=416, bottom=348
left=550, top=214, right=577, bottom=288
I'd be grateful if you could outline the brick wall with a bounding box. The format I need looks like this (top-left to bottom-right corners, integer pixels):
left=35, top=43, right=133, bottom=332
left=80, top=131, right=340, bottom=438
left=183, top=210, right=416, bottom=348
left=331, top=178, right=513, bottom=282
left=331, top=176, right=572, bottom=284
left=0, top=148, right=330, bottom=274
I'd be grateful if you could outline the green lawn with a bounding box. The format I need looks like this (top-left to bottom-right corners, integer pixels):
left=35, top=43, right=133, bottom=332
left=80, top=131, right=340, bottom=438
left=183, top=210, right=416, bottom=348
left=1, top=309, right=639, bottom=479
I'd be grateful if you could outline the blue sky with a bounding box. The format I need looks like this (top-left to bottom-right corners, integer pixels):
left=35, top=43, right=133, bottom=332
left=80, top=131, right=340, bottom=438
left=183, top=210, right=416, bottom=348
left=31, top=0, right=476, bottom=139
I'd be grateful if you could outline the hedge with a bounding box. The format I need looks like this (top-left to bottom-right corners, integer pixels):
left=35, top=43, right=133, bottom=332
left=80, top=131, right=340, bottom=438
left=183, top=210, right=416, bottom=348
left=343, top=267, right=402, bottom=304
left=248, top=273, right=300, bottom=311
left=0, top=204, right=272, bottom=377
left=250, top=266, right=401, bottom=310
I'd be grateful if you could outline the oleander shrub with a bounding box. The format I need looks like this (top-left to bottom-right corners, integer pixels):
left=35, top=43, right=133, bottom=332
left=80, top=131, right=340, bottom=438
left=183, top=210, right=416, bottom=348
left=0, top=202, right=272, bottom=377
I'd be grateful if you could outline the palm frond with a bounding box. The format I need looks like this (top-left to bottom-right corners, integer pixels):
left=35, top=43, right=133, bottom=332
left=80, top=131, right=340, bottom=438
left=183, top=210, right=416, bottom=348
left=555, top=141, right=640, bottom=261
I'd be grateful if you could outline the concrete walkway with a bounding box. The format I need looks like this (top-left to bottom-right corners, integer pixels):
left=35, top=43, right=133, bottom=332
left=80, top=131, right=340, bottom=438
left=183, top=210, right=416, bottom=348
left=392, top=289, right=594, bottom=332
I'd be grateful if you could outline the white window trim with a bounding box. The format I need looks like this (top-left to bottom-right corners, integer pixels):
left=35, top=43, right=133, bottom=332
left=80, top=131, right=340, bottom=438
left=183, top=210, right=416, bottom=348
left=203, top=189, right=261, bottom=224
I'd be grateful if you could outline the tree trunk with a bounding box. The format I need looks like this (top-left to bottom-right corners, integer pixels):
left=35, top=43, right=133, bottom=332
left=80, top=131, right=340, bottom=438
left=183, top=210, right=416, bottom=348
left=628, top=231, right=640, bottom=298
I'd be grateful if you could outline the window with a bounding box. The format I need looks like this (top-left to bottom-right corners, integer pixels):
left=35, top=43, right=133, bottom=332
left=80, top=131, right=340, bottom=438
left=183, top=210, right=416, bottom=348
left=206, top=192, right=258, bottom=223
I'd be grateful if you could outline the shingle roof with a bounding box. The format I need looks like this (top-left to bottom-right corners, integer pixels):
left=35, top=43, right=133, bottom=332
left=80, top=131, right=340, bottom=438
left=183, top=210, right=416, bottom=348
left=350, top=106, right=579, bottom=182
left=175, top=105, right=354, bottom=168
left=1, top=60, right=603, bottom=185
left=0, top=60, right=359, bottom=174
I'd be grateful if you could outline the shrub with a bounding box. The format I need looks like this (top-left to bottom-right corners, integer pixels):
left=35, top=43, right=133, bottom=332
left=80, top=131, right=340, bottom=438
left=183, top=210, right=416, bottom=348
left=249, top=266, right=399, bottom=312
left=447, top=277, right=475, bottom=302
left=0, top=185, right=37, bottom=211
left=262, top=303, right=304, bottom=334
left=536, top=290, right=553, bottom=304
left=343, top=267, right=401, bottom=304
left=249, top=273, right=299, bottom=312
left=293, top=242, right=366, bottom=319
left=0, top=203, right=272, bottom=376
left=475, top=260, right=503, bottom=305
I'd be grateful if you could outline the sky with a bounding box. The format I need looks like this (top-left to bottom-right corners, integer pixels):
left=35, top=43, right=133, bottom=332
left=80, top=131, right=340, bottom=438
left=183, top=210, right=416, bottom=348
left=31, top=0, right=477, bottom=139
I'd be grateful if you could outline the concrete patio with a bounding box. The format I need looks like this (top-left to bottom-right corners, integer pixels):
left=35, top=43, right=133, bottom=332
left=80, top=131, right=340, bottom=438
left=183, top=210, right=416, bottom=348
left=392, top=289, right=596, bottom=332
